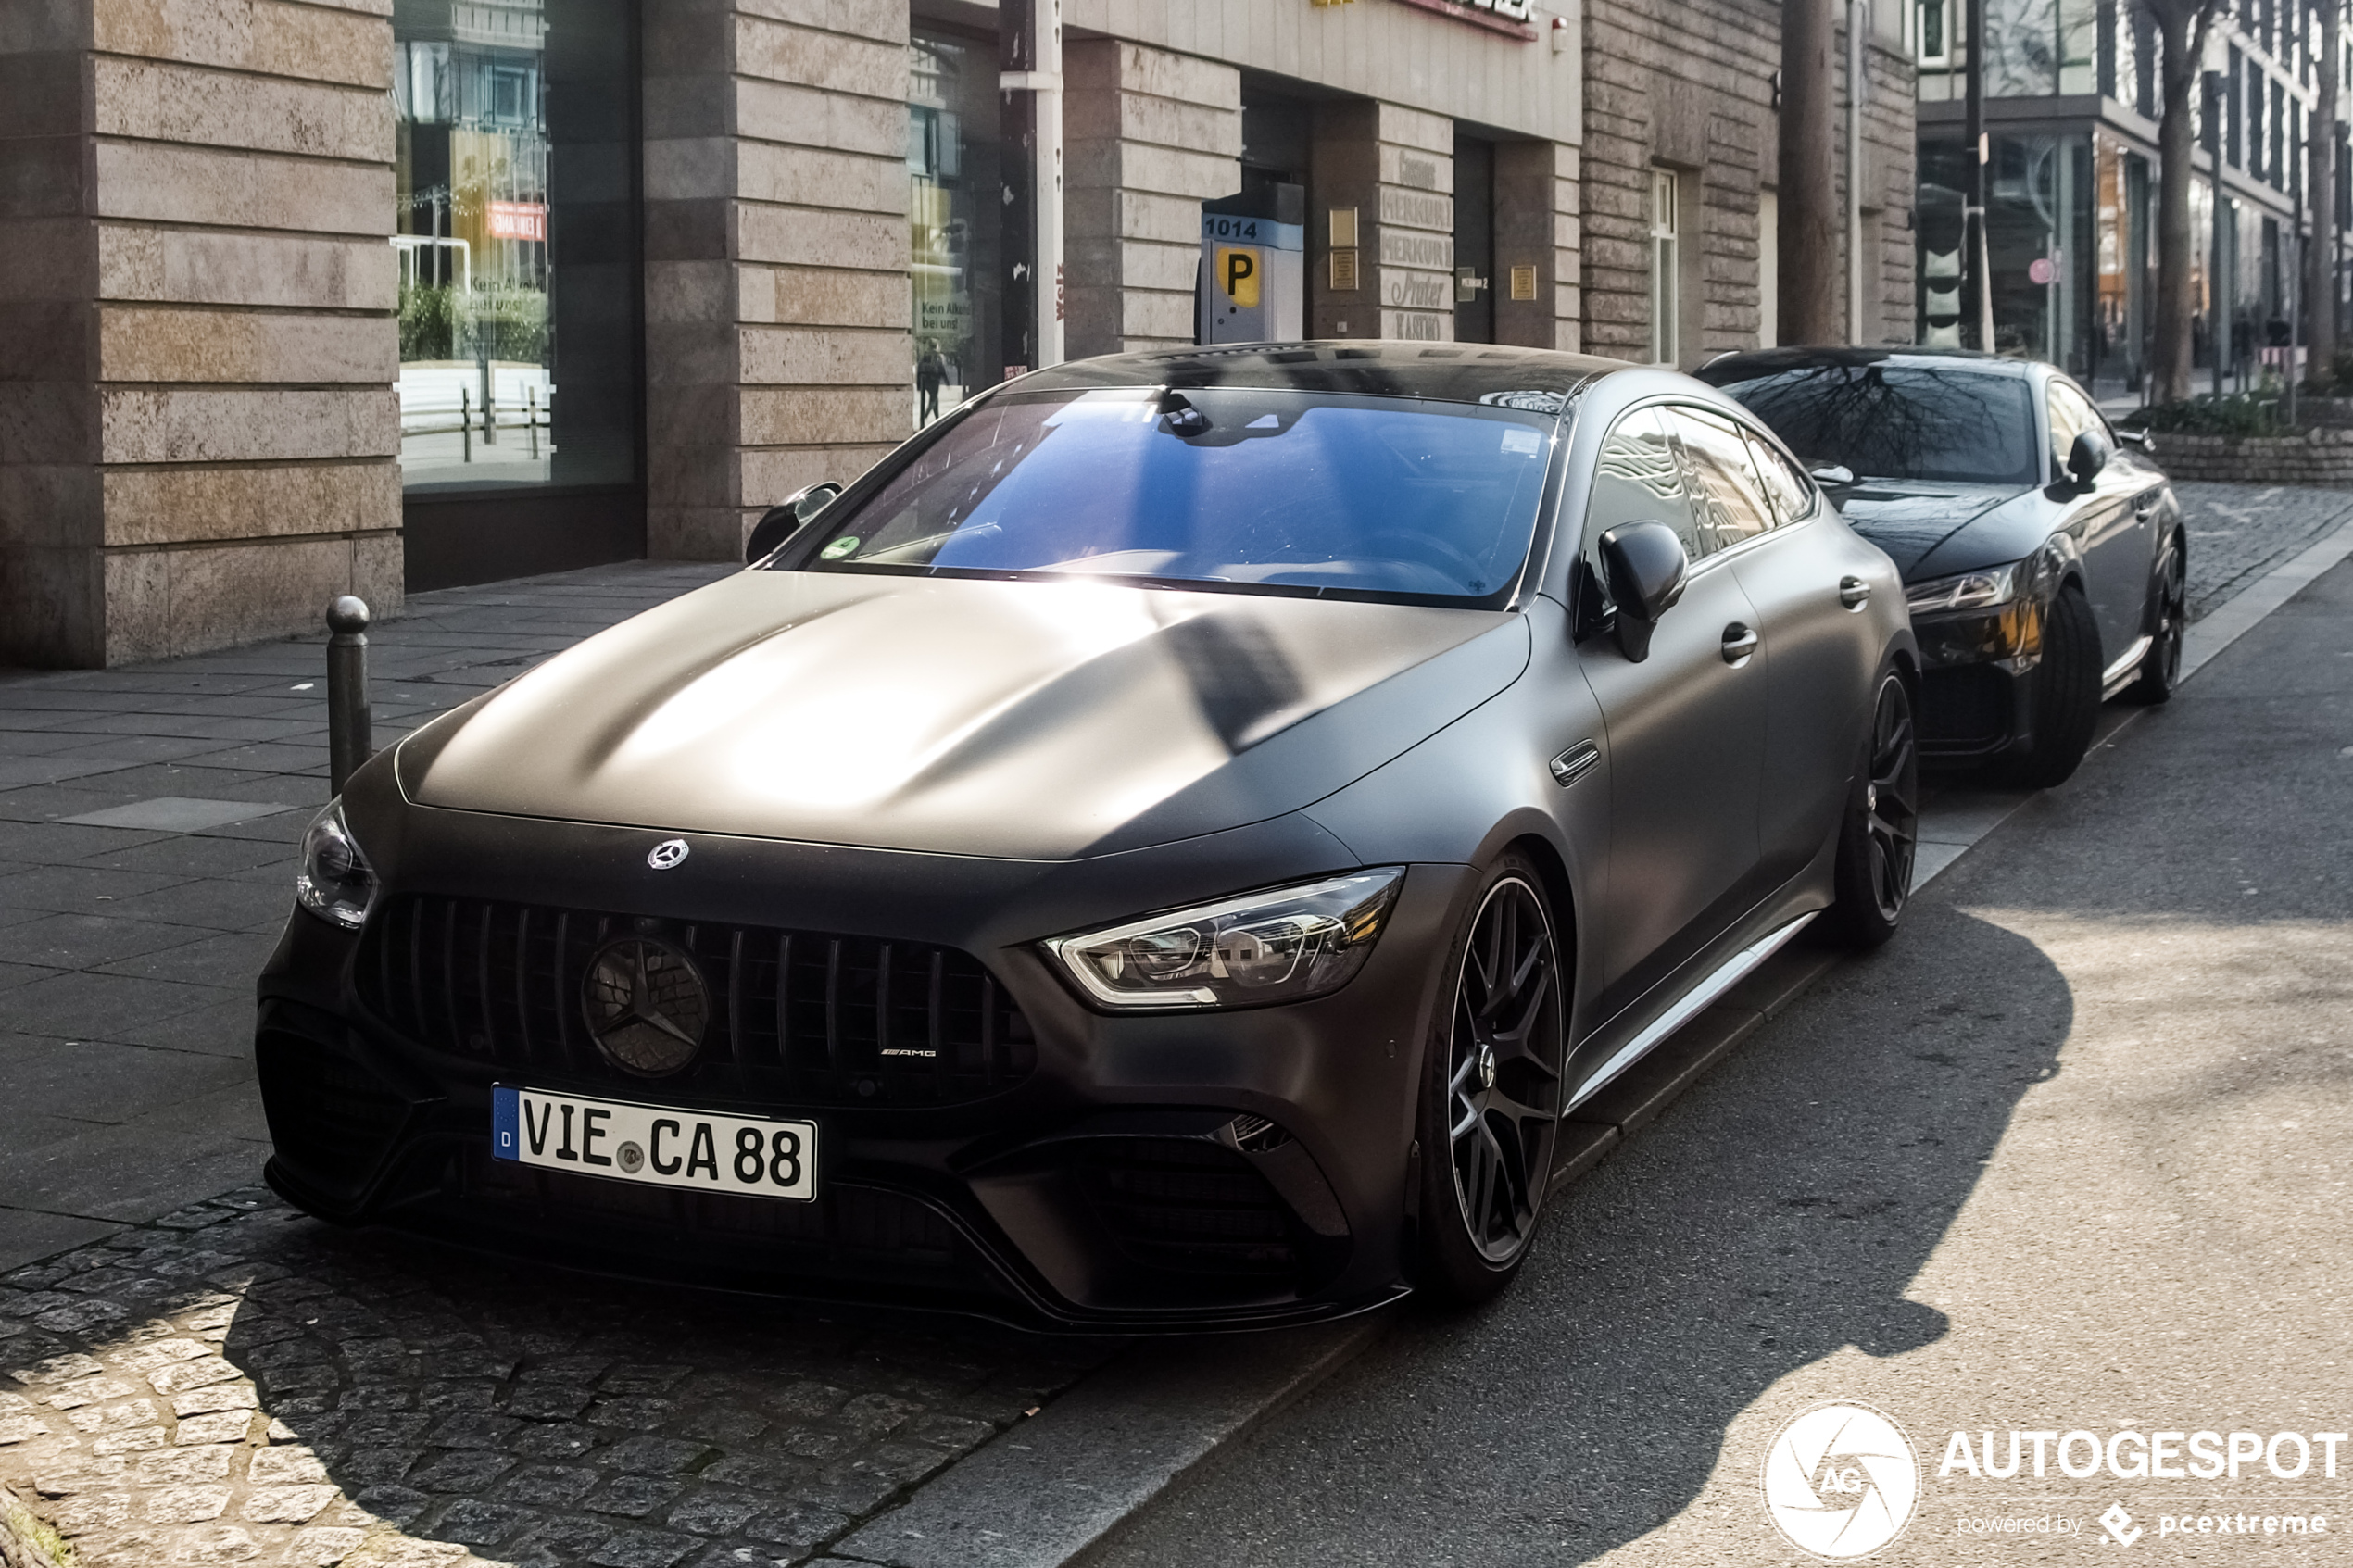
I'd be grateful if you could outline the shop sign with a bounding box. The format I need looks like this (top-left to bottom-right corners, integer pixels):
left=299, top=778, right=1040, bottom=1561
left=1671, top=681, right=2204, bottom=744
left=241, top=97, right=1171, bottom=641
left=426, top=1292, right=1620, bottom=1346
left=1390, top=0, right=1538, bottom=39
left=487, top=200, right=547, bottom=242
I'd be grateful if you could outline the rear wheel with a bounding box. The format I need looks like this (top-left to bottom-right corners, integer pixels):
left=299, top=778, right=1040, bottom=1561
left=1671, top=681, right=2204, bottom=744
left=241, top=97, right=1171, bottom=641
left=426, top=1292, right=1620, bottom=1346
left=1414, top=856, right=1567, bottom=1304
left=1822, top=671, right=1919, bottom=950
left=2118, top=533, right=2186, bottom=706
left=2001, top=583, right=2100, bottom=788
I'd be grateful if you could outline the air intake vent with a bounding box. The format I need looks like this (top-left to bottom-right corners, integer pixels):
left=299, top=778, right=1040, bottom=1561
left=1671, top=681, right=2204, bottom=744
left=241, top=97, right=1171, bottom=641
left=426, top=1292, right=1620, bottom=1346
left=1074, top=1137, right=1300, bottom=1278
left=356, top=897, right=1036, bottom=1108
left=257, top=1033, right=410, bottom=1198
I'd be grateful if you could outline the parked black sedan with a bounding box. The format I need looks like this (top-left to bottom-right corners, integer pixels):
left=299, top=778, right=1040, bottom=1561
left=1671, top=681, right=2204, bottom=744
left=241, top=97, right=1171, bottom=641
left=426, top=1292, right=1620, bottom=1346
left=258, top=344, right=1916, bottom=1328
left=1697, top=347, right=2186, bottom=785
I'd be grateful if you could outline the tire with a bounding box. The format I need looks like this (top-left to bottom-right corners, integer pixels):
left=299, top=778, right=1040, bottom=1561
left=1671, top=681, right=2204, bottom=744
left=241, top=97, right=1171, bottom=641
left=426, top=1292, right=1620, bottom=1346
left=1821, top=671, right=1919, bottom=950
left=2118, top=533, right=2186, bottom=707
left=1413, top=854, right=1569, bottom=1305
left=2001, top=583, right=2100, bottom=789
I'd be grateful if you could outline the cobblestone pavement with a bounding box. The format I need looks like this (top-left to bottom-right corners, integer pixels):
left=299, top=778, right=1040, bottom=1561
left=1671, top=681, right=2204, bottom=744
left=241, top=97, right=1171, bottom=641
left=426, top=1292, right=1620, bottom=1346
left=0, top=565, right=733, bottom=1269
left=2170, top=480, right=2353, bottom=618
left=0, top=1189, right=1111, bottom=1568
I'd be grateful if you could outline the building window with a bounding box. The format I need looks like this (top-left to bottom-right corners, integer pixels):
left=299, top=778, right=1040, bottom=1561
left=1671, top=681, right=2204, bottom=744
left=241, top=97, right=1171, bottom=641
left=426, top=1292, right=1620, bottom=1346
left=393, top=0, right=638, bottom=496
left=910, top=30, right=999, bottom=428
left=1649, top=169, right=1680, bottom=366
left=1918, top=0, right=1950, bottom=67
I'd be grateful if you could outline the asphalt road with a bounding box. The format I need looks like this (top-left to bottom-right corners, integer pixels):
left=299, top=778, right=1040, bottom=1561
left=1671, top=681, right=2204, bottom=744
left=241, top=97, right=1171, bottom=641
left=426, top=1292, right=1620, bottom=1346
left=1093, top=560, right=2353, bottom=1564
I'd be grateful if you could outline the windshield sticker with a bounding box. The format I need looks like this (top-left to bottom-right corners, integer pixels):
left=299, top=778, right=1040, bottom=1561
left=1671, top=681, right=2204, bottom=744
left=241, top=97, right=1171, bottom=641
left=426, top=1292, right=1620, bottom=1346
left=820, top=536, right=861, bottom=560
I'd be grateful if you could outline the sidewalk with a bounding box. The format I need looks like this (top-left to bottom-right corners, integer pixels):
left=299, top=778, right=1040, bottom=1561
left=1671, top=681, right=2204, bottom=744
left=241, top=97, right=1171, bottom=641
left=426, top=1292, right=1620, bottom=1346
left=0, top=564, right=731, bottom=1269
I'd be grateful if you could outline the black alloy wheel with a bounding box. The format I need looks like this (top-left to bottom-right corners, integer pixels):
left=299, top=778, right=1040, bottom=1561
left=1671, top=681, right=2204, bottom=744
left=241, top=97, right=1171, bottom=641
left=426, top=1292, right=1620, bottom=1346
left=2120, top=533, right=2187, bottom=706
left=2002, top=583, right=2101, bottom=788
left=1416, top=859, right=1567, bottom=1301
left=1824, top=672, right=1919, bottom=949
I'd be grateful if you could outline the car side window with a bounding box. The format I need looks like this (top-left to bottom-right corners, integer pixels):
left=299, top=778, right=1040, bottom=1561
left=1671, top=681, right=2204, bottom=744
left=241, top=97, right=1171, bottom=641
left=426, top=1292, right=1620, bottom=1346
left=1668, top=407, right=1777, bottom=551
left=1586, top=407, right=1709, bottom=561
left=1741, top=427, right=1815, bottom=526
left=2047, top=381, right=2101, bottom=481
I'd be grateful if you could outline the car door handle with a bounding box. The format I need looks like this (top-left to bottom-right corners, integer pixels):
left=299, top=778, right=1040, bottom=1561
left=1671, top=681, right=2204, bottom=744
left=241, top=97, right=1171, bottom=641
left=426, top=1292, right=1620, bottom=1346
left=2133, top=487, right=2163, bottom=519
left=1721, top=622, right=1759, bottom=664
left=1838, top=575, right=1870, bottom=608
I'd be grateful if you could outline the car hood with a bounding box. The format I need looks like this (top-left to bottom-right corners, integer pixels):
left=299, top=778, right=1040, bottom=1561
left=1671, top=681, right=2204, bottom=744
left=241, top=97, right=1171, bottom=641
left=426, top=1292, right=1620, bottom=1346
left=402, top=570, right=1529, bottom=860
left=1831, top=481, right=2032, bottom=576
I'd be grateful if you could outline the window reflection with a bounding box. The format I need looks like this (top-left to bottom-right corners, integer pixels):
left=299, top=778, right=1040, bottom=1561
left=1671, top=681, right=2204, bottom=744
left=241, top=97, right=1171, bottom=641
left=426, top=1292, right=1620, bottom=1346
left=394, top=0, right=635, bottom=494
left=910, top=31, right=999, bottom=429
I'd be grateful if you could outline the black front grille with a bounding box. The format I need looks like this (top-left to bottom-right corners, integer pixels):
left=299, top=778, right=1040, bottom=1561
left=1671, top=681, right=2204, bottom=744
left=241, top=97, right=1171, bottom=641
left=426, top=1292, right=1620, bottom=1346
left=356, top=897, right=1036, bottom=1107
left=1919, top=664, right=2013, bottom=748
left=1075, top=1138, right=1300, bottom=1277
left=257, top=1032, right=411, bottom=1198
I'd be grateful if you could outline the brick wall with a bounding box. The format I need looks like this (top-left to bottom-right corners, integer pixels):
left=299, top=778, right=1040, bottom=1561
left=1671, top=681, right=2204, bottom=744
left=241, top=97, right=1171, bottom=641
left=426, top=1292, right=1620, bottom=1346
left=0, top=0, right=401, bottom=669
left=1065, top=40, right=1242, bottom=358
left=1581, top=0, right=1914, bottom=366
left=642, top=0, right=912, bottom=562
left=2151, top=430, right=2353, bottom=485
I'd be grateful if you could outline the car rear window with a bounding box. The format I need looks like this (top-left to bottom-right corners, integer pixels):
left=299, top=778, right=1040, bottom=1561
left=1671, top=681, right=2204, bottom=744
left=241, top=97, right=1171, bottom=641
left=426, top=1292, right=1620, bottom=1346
left=1704, top=363, right=2041, bottom=486
left=784, top=387, right=1556, bottom=606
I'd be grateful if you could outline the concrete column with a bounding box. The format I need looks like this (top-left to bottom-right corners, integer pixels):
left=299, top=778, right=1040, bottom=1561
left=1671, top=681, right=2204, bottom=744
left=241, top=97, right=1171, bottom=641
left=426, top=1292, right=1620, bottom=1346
left=1492, top=140, right=1581, bottom=351
left=1, top=0, right=400, bottom=669
left=1064, top=39, right=1241, bottom=358
left=643, top=0, right=911, bottom=562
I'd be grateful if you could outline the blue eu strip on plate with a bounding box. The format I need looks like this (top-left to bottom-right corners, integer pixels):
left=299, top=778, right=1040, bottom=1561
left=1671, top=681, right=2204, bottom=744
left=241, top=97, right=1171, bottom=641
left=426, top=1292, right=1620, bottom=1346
left=491, top=1084, right=520, bottom=1162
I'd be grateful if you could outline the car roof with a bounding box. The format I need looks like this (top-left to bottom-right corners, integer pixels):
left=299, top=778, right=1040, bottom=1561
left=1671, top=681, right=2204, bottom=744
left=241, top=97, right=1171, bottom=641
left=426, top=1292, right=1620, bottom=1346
left=1693, top=345, right=2043, bottom=383
left=1006, top=341, right=1631, bottom=408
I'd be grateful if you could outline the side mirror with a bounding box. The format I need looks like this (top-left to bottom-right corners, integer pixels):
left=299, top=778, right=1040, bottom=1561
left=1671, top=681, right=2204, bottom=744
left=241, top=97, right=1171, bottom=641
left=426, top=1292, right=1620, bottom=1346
left=744, top=482, right=842, bottom=564
left=1808, top=463, right=1857, bottom=487
left=2066, top=429, right=2111, bottom=486
left=1598, top=521, right=1690, bottom=663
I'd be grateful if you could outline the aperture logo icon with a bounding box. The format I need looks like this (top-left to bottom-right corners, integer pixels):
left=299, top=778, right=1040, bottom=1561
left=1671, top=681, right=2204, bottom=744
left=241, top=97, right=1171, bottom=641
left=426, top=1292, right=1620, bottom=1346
left=1763, top=1402, right=1921, bottom=1560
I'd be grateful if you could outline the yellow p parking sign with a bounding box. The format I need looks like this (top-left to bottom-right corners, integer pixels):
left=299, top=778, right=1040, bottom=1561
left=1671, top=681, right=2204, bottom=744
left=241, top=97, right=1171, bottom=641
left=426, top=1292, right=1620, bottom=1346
left=1217, top=246, right=1262, bottom=308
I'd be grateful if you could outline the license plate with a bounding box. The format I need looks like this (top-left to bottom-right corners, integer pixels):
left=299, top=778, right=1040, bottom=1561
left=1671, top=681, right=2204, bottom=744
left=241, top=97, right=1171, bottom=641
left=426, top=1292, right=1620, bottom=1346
left=491, top=1085, right=816, bottom=1201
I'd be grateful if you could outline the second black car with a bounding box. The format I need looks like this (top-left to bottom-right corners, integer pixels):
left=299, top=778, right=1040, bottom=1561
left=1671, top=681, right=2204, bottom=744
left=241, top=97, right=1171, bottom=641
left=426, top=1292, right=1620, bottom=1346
left=1699, top=347, right=2186, bottom=785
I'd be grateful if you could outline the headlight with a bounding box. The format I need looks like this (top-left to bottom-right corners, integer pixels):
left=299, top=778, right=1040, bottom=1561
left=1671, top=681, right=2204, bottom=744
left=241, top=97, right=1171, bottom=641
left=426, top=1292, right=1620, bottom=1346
left=1905, top=562, right=2020, bottom=615
left=296, top=802, right=378, bottom=930
left=1043, top=869, right=1405, bottom=1010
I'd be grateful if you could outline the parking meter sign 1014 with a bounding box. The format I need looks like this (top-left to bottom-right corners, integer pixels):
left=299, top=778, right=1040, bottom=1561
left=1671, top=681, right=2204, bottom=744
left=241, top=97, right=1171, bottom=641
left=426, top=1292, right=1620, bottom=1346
left=1199, top=193, right=1303, bottom=344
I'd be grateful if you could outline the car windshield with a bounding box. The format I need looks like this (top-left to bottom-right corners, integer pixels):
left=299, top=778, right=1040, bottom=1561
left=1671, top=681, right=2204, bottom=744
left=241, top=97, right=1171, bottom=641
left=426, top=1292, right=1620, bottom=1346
left=1705, top=363, right=2040, bottom=486
left=787, top=387, right=1556, bottom=603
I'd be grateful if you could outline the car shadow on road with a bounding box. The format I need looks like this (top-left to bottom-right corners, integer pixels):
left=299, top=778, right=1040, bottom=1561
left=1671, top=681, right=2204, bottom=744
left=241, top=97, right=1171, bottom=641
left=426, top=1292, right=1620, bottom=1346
left=0, top=1201, right=1119, bottom=1568
left=1095, top=903, right=2071, bottom=1566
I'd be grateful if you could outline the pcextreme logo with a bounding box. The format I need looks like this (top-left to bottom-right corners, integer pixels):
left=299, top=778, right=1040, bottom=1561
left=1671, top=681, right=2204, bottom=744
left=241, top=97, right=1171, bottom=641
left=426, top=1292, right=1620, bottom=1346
left=1762, top=1401, right=1922, bottom=1560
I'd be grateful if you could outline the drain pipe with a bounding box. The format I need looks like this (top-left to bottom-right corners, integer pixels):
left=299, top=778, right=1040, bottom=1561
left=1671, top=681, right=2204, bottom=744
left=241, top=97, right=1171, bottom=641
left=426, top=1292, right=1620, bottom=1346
left=1847, top=0, right=1868, bottom=345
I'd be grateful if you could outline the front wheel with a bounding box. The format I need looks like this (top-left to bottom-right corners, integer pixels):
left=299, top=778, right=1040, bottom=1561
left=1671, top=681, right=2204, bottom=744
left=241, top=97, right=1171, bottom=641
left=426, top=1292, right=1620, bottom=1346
left=2000, top=583, right=2101, bottom=789
left=1821, top=671, right=1919, bottom=950
left=1414, top=856, right=1568, bottom=1304
left=2118, top=533, right=2186, bottom=706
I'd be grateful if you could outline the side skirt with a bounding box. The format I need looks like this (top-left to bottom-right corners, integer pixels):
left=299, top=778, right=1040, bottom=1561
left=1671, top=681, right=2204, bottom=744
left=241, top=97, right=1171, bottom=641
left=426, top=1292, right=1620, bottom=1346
left=1565, top=911, right=1819, bottom=1113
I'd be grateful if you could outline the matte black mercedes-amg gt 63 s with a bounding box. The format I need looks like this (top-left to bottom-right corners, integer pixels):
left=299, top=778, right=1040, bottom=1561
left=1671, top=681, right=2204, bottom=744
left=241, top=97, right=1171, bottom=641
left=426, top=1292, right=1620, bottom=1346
left=258, top=345, right=1918, bottom=1328
left=1697, top=347, right=2186, bottom=786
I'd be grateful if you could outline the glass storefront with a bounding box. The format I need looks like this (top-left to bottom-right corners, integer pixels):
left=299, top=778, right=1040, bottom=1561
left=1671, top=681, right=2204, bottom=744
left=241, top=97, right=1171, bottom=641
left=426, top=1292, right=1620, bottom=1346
left=393, top=0, right=638, bottom=499
left=909, top=29, right=999, bottom=428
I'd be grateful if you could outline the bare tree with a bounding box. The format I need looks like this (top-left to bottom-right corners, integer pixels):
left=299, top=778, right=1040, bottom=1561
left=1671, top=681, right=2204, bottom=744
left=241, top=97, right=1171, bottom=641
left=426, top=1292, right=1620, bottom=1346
left=2307, top=0, right=2343, bottom=383
left=2142, top=0, right=2228, bottom=404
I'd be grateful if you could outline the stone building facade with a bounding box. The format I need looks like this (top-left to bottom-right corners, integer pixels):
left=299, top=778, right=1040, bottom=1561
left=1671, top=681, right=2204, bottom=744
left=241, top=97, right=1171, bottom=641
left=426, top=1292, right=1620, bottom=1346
left=2, top=0, right=1912, bottom=670
left=1582, top=0, right=1918, bottom=362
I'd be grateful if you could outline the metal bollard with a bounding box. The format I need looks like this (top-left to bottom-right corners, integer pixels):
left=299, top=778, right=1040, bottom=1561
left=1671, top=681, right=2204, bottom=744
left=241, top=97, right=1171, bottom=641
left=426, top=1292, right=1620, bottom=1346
left=326, top=596, right=373, bottom=796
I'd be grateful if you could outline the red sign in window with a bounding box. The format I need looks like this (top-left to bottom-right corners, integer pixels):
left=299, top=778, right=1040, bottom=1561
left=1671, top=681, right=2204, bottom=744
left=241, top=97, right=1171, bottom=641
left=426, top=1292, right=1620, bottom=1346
left=487, top=201, right=547, bottom=242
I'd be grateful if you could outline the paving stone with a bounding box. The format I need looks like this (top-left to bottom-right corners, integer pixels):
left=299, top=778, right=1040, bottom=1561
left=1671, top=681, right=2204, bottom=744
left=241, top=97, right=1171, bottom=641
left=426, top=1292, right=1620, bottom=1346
left=598, top=1435, right=712, bottom=1475
left=586, top=1474, right=685, bottom=1518
left=497, top=1463, right=600, bottom=1506
left=588, top=1528, right=700, bottom=1568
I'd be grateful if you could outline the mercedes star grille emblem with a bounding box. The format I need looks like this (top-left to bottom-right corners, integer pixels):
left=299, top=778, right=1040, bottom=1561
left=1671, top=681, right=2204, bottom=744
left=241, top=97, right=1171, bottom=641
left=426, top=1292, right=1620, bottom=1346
left=582, top=936, right=709, bottom=1076
left=648, top=838, right=689, bottom=870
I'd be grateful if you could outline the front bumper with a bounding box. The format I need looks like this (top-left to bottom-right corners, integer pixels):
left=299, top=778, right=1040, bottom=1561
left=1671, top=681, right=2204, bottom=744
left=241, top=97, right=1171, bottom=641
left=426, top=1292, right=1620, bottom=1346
left=1909, top=596, right=2044, bottom=765
left=255, top=777, right=1468, bottom=1331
